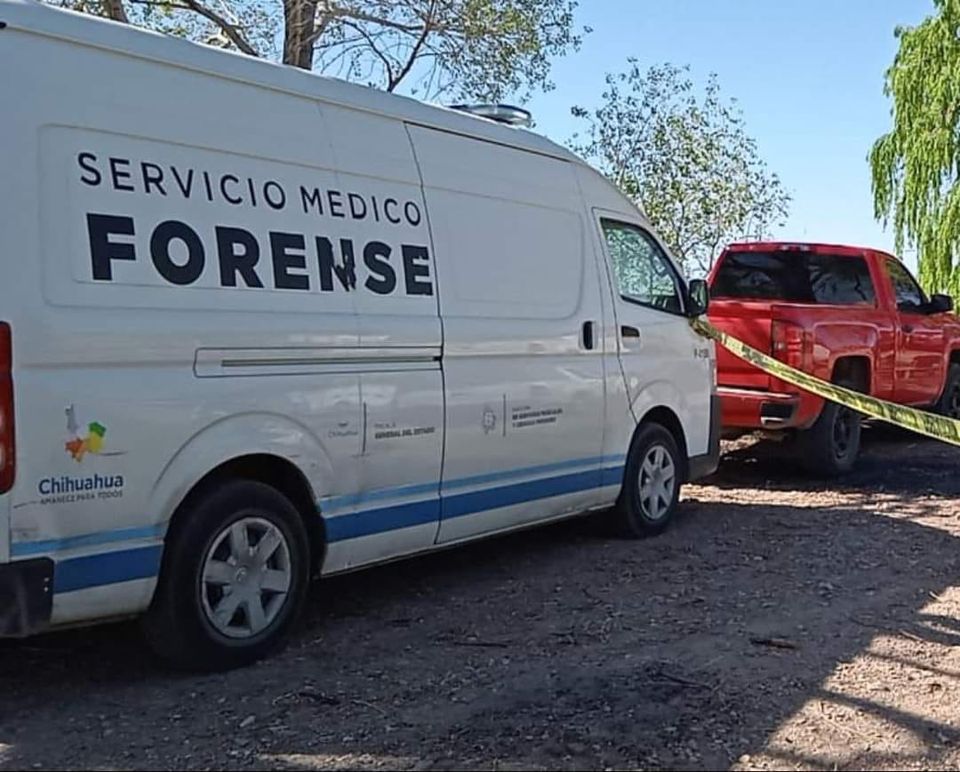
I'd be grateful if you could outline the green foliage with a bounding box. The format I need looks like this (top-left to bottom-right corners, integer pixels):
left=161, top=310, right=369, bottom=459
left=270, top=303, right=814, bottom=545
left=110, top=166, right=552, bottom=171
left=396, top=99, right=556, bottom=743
left=570, top=62, right=790, bottom=276
left=317, top=0, right=582, bottom=100
left=45, top=0, right=582, bottom=102
left=871, top=0, right=960, bottom=296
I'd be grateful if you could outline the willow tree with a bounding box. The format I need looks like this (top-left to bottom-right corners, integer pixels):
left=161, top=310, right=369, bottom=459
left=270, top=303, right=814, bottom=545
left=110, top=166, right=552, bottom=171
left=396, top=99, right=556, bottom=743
left=871, top=0, right=960, bottom=295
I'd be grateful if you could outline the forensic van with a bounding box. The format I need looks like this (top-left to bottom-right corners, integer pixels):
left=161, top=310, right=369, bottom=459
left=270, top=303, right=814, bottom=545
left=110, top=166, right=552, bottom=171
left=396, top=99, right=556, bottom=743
left=0, top=0, right=718, bottom=669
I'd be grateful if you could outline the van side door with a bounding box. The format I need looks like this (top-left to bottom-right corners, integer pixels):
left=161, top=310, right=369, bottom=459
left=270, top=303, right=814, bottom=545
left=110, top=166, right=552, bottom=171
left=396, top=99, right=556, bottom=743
left=318, top=106, right=444, bottom=571
left=406, top=126, right=609, bottom=543
left=595, top=214, right=713, bottom=462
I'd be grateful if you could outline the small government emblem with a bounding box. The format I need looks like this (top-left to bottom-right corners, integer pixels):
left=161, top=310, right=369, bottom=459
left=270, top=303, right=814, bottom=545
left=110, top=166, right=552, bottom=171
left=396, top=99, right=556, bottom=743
left=482, top=407, right=497, bottom=434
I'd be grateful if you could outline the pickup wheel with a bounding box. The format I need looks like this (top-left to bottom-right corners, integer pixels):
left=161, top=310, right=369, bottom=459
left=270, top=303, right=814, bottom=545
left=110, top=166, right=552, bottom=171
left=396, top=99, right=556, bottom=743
left=796, top=379, right=862, bottom=477
left=936, top=364, right=960, bottom=420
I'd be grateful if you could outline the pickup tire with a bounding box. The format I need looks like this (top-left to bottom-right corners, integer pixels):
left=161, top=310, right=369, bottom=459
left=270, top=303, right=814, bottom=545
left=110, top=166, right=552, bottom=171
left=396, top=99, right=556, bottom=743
left=143, top=479, right=310, bottom=671
left=796, top=379, right=862, bottom=477
left=936, top=364, right=960, bottom=420
left=610, top=423, right=682, bottom=538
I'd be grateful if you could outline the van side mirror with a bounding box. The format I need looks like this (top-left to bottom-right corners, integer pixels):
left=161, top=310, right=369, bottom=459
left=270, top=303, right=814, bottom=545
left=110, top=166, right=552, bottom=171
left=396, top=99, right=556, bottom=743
left=929, top=293, right=954, bottom=314
left=686, top=279, right=710, bottom=317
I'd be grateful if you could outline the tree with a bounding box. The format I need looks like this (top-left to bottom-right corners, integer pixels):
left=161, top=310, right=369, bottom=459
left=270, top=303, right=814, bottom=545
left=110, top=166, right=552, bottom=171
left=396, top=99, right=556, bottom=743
left=871, top=0, right=960, bottom=296
left=570, top=61, right=790, bottom=276
left=47, top=0, right=582, bottom=102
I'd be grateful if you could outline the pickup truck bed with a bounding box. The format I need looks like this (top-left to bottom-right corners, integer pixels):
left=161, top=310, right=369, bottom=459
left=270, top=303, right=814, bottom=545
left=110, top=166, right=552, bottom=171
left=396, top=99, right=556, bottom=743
left=706, top=242, right=960, bottom=474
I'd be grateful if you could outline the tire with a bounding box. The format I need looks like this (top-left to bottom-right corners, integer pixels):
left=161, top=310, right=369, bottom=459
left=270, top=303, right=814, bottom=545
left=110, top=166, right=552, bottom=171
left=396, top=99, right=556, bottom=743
left=936, top=364, right=960, bottom=420
left=610, top=423, right=683, bottom=538
left=143, top=479, right=311, bottom=671
left=796, top=380, right=862, bottom=477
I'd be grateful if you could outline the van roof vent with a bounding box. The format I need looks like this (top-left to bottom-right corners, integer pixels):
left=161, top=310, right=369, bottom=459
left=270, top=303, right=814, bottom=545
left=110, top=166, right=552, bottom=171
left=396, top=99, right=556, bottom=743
left=448, top=103, right=533, bottom=128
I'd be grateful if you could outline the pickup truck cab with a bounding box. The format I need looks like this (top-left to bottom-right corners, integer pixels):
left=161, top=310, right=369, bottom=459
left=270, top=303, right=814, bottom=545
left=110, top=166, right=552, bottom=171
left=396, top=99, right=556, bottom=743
left=706, top=242, right=960, bottom=475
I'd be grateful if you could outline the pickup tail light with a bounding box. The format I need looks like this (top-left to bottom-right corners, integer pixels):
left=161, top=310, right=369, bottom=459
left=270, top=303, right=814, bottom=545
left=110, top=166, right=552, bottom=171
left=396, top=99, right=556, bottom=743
left=0, top=323, right=14, bottom=494
left=771, top=320, right=810, bottom=371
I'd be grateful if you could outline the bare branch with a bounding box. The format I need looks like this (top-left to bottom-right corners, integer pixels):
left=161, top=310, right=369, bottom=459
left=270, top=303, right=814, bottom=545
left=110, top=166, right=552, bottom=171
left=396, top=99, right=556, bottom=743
left=324, top=3, right=437, bottom=35
left=187, top=0, right=259, bottom=55
left=341, top=19, right=397, bottom=85
left=387, top=0, right=436, bottom=91
left=125, top=0, right=259, bottom=55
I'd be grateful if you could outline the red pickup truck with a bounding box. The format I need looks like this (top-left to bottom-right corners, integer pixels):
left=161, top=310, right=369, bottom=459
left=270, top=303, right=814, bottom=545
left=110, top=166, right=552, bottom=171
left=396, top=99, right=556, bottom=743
left=706, top=242, right=960, bottom=475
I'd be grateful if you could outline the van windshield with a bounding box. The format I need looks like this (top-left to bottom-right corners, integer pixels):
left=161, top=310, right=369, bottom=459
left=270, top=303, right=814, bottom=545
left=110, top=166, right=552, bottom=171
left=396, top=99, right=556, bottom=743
left=711, top=250, right=876, bottom=305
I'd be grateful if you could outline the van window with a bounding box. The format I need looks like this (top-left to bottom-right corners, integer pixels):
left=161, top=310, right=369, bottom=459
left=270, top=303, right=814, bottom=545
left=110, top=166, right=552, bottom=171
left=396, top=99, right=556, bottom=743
left=601, top=220, right=684, bottom=314
left=712, top=251, right=876, bottom=305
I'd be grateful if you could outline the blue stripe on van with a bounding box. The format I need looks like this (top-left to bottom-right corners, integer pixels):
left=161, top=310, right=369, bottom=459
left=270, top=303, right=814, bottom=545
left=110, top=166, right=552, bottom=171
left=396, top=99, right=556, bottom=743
left=320, top=455, right=625, bottom=515
left=54, top=545, right=163, bottom=594
left=601, top=464, right=625, bottom=487
left=14, top=454, right=627, bottom=593
left=325, top=498, right=441, bottom=541
left=441, top=468, right=602, bottom=520
left=10, top=524, right=164, bottom=558
left=323, top=462, right=625, bottom=542
left=442, top=456, right=614, bottom=493
left=321, top=481, right=441, bottom=513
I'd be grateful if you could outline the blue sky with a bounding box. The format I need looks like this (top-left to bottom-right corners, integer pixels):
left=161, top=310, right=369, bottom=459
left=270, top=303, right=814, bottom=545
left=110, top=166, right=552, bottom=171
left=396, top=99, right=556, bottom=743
left=522, top=0, right=933, bottom=270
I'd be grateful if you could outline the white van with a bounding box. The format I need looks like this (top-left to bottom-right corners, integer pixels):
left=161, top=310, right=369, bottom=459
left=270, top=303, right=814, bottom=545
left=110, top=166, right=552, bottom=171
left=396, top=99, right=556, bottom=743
left=0, top=0, right=718, bottom=669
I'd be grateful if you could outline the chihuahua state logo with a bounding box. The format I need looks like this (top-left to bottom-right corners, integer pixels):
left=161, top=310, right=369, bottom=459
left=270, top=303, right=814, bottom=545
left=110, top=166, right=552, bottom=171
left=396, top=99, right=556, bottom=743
left=63, top=404, right=126, bottom=462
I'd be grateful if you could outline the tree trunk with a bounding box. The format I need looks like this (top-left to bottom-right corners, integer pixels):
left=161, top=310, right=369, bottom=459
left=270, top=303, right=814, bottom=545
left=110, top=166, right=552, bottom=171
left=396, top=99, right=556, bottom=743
left=283, top=0, right=318, bottom=69
left=101, top=0, right=129, bottom=23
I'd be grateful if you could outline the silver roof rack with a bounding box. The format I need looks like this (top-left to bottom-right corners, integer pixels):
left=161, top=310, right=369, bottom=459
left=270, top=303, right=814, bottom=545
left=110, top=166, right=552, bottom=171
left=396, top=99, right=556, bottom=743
left=448, top=103, right=533, bottom=128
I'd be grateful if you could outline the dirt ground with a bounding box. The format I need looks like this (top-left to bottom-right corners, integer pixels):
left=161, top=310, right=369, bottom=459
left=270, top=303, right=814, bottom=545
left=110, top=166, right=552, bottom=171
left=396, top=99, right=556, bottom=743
left=2, top=425, right=960, bottom=771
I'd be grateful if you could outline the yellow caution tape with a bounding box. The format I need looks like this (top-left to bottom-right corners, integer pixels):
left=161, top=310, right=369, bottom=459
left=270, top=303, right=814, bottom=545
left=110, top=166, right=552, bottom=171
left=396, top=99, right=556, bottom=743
left=690, top=316, right=960, bottom=447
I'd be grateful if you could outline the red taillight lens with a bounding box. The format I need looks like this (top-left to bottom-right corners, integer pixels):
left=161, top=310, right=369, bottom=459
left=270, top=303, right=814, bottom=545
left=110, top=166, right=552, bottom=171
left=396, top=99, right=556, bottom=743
left=771, top=320, right=808, bottom=370
left=0, top=323, right=14, bottom=494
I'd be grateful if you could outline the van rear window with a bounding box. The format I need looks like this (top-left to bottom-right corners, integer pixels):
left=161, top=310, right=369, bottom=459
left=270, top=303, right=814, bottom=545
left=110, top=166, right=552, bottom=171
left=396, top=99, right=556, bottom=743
left=711, top=251, right=876, bottom=305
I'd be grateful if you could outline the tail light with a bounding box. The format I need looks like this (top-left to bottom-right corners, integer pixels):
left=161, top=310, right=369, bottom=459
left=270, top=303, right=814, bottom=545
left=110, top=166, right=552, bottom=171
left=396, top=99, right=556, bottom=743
left=0, top=323, right=14, bottom=494
left=771, top=320, right=810, bottom=371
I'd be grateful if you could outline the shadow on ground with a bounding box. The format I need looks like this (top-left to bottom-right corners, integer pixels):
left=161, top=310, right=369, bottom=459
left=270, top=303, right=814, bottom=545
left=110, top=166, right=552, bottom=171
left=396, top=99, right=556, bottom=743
left=1, top=436, right=959, bottom=770
left=707, top=423, right=960, bottom=500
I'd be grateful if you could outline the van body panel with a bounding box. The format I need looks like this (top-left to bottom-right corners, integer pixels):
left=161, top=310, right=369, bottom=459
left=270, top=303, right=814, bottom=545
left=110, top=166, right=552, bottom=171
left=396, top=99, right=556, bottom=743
left=407, top=126, right=612, bottom=542
left=577, top=172, right=715, bottom=464
left=0, top=0, right=715, bottom=643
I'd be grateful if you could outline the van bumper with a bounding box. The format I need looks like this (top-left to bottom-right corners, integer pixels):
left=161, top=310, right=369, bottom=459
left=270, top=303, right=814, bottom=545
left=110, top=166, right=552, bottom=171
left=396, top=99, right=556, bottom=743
left=0, top=558, right=54, bottom=637
left=687, top=395, right=721, bottom=481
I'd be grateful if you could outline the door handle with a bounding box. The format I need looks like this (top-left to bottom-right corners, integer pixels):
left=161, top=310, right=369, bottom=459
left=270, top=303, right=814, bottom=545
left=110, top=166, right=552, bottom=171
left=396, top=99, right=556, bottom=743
left=581, top=321, right=595, bottom=350
left=621, top=325, right=641, bottom=340
left=903, top=324, right=915, bottom=334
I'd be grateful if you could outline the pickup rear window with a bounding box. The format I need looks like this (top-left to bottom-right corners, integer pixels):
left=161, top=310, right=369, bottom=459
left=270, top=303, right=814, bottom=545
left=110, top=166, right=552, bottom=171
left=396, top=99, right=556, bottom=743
left=711, top=251, right=876, bottom=305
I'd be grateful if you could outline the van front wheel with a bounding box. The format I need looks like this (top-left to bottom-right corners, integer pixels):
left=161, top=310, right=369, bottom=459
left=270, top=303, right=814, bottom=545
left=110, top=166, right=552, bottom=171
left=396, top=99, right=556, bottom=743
left=143, top=480, right=310, bottom=671
left=611, top=423, right=682, bottom=538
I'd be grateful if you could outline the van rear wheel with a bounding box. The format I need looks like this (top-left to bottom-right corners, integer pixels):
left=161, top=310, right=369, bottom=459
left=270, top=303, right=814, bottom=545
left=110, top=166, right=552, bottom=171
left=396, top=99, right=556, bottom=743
left=143, top=479, right=310, bottom=671
left=611, top=423, right=682, bottom=538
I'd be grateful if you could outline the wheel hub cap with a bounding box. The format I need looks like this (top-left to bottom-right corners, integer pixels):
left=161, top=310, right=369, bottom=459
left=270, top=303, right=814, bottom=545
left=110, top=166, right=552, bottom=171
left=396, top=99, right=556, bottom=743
left=639, top=444, right=676, bottom=521
left=200, top=516, right=293, bottom=639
